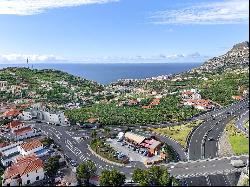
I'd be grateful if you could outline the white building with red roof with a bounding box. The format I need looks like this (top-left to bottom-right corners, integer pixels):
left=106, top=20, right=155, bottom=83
left=19, top=139, right=43, bottom=156
left=13, top=127, right=40, bottom=141
left=2, top=154, right=45, bottom=186
left=9, top=120, right=31, bottom=133
left=1, top=109, right=21, bottom=120
left=181, top=89, right=201, bottom=100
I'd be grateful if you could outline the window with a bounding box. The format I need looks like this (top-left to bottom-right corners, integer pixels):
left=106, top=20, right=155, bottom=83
left=27, top=174, right=29, bottom=177
left=27, top=180, right=30, bottom=184
left=36, top=176, right=39, bottom=181
left=36, top=170, right=38, bottom=173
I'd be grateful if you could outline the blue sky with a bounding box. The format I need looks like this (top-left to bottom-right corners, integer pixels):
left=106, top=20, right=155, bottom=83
left=0, top=0, right=248, bottom=63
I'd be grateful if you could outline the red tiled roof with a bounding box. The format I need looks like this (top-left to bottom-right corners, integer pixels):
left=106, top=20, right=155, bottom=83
left=232, top=96, right=242, bottom=100
left=4, top=154, right=43, bottom=179
left=13, top=127, right=33, bottom=136
left=0, top=142, right=10, bottom=148
left=9, top=120, right=22, bottom=129
left=21, top=139, right=43, bottom=152
left=3, top=109, right=21, bottom=117
left=182, top=91, right=194, bottom=95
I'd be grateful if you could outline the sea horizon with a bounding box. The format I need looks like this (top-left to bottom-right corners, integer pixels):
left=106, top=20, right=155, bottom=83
left=0, top=62, right=202, bottom=85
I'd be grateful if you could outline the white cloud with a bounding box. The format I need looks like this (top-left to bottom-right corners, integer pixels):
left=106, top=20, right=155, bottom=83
left=0, top=52, right=210, bottom=64
left=0, top=53, right=65, bottom=63
left=0, top=0, right=118, bottom=15
left=150, top=0, right=249, bottom=25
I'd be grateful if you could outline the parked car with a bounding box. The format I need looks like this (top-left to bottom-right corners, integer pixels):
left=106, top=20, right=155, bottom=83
left=208, top=137, right=214, bottom=141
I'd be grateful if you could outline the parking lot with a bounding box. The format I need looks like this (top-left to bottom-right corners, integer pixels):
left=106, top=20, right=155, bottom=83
left=106, top=138, right=162, bottom=164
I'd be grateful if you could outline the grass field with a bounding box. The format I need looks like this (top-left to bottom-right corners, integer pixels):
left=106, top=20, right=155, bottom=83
left=226, top=120, right=249, bottom=155
left=152, top=120, right=203, bottom=148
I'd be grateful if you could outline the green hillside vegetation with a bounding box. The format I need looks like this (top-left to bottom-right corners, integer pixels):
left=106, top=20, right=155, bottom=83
left=0, top=67, right=103, bottom=104
left=65, top=95, right=200, bottom=126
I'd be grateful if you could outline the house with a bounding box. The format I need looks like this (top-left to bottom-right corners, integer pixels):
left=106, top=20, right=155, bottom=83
left=183, top=99, right=214, bottom=110
left=2, top=109, right=21, bottom=119
left=0, top=81, right=7, bottom=91
left=18, top=139, right=43, bottom=156
left=18, top=111, right=32, bottom=121
left=13, top=127, right=39, bottom=141
left=2, top=154, right=45, bottom=186
left=9, top=121, right=30, bottom=133
left=0, top=141, right=23, bottom=167
left=232, top=95, right=243, bottom=101
left=181, top=89, right=201, bottom=100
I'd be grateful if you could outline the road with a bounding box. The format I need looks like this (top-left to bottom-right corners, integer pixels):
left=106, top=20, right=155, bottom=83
left=34, top=122, right=146, bottom=178
left=235, top=110, right=249, bottom=135
left=188, top=98, right=249, bottom=160
left=165, top=155, right=248, bottom=179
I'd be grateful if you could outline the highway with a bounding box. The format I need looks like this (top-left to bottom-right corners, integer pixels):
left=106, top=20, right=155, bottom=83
left=33, top=121, right=248, bottom=182
left=235, top=110, right=249, bottom=135
left=165, top=155, right=248, bottom=179
left=188, top=98, right=249, bottom=160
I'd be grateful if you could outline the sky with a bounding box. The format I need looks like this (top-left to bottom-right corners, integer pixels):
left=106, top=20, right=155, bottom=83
left=0, top=0, right=249, bottom=64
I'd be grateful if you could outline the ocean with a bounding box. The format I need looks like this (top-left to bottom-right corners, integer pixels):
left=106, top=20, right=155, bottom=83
left=0, top=63, right=202, bottom=84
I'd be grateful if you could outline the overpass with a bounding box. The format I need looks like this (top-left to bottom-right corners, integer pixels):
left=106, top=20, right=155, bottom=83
left=162, top=155, right=248, bottom=179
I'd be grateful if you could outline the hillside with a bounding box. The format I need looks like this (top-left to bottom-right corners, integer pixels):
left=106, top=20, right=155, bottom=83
left=193, top=41, right=249, bottom=73
left=0, top=67, right=104, bottom=105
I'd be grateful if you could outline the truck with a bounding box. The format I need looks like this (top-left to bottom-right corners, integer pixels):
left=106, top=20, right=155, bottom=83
left=230, top=159, right=246, bottom=168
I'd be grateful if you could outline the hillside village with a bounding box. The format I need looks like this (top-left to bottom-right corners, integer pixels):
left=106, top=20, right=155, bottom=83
left=0, top=41, right=249, bottom=186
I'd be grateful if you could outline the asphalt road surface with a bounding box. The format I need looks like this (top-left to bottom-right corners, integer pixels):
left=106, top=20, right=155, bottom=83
left=235, top=110, right=249, bottom=135
left=188, top=98, right=249, bottom=160
left=34, top=122, right=146, bottom=178
left=165, top=155, right=248, bottom=179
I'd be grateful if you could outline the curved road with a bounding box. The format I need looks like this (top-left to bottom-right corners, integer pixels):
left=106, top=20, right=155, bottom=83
left=235, top=110, right=249, bottom=135
left=188, top=98, right=249, bottom=160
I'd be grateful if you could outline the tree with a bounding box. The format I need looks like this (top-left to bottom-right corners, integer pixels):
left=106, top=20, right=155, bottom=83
left=41, top=137, right=54, bottom=147
left=171, top=177, right=180, bottom=186
left=45, top=156, right=60, bottom=177
left=76, top=160, right=97, bottom=186
left=132, top=168, right=149, bottom=186
left=132, top=166, right=173, bottom=186
left=104, top=127, right=111, bottom=138
left=91, top=130, right=97, bottom=139
left=100, top=169, right=126, bottom=186
left=159, top=170, right=171, bottom=186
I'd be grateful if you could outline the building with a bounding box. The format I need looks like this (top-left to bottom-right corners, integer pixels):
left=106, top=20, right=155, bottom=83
left=18, top=111, right=33, bottom=121
left=9, top=121, right=30, bottom=133
left=232, top=95, right=243, bottom=101
left=183, top=99, right=214, bottom=110
left=13, top=127, right=40, bottom=141
left=1, top=109, right=21, bottom=120
left=0, top=141, right=23, bottom=167
left=0, top=81, right=7, bottom=91
left=18, top=139, right=43, bottom=156
left=2, top=154, right=45, bottom=186
left=181, top=89, right=201, bottom=100
left=31, top=107, right=66, bottom=125
left=124, top=132, right=163, bottom=156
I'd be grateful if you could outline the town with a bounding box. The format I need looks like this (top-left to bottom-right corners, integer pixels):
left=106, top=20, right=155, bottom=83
left=0, top=42, right=249, bottom=186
